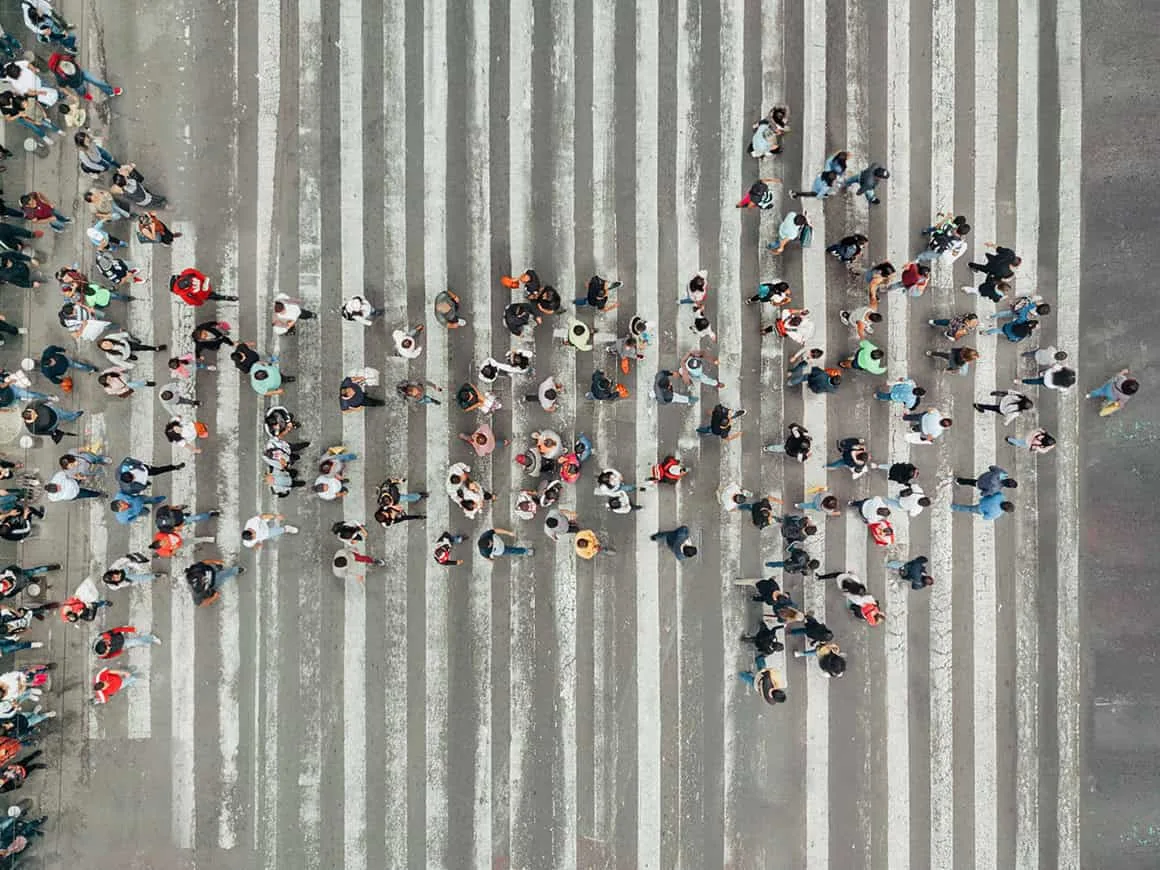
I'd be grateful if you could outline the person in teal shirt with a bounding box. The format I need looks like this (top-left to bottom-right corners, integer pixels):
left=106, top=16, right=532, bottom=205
left=839, top=339, right=886, bottom=375
left=250, top=357, right=295, bottom=397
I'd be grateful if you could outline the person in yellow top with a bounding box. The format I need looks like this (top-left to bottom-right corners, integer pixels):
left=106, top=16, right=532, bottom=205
left=574, top=529, right=614, bottom=560
left=738, top=655, right=786, bottom=704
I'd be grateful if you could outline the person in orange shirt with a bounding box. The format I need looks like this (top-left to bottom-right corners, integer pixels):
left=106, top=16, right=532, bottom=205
left=91, top=666, right=137, bottom=705
left=148, top=527, right=215, bottom=558
left=574, top=529, right=614, bottom=560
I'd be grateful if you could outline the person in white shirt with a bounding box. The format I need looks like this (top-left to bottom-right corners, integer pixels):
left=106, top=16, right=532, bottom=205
left=1021, top=345, right=1068, bottom=369
left=392, top=324, right=424, bottom=359
left=341, top=294, right=381, bottom=326
left=903, top=408, right=953, bottom=443
left=3, top=60, right=59, bottom=108
left=527, top=376, right=562, bottom=413
left=271, top=293, right=316, bottom=336
left=44, top=469, right=103, bottom=501
left=849, top=495, right=891, bottom=524
left=241, top=513, right=300, bottom=549
left=718, top=482, right=754, bottom=512
left=973, top=389, right=1033, bottom=425
left=888, top=485, right=931, bottom=518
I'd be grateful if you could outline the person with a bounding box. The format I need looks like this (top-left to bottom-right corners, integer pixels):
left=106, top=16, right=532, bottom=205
left=110, top=162, right=165, bottom=208
left=60, top=595, right=112, bottom=624
left=982, top=317, right=1039, bottom=343
left=648, top=455, right=689, bottom=485
left=826, top=436, right=869, bottom=478
left=651, top=369, right=697, bottom=406
left=736, top=177, right=780, bottom=209
left=838, top=306, right=882, bottom=341
left=790, top=167, right=840, bottom=200
left=795, top=486, right=840, bottom=516
left=887, top=556, right=934, bottom=590
left=164, top=416, right=209, bottom=453
left=48, top=51, right=121, bottom=101
left=155, top=503, right=220, bottom=533
left=863, top=261, right=896, bottom=308
left=967, top=242, right=1021, bottom=279
left=2, top=94, right=60, bottom=146
left=1006, top=429, right=1056, bottom=454
left=43, top=469, right=103, bottom=502
left=839, top=339, right=886, bottom=375
left=85, top=187, right=130, bottom=221
left=820, top=571, right=884, bottom=625
left=340, top=374, right=386, bottom=411
left=925, top=346, right=979, bottom=376
left=718, top=482, right=755, bottom=512
left=679, top=270, right=710, bottom=309
left=22, top=401, right=81, bottom=443
left=526, top=376, right=562, bottom=413
left=574, top=529, right=613, bottom=560
left=93, top=626, right=161, bottom=659
left=689, top=311, right=717, bottom=343
left=1018, top=362, right=1076, bottom=392
left=477, top=528, right=534, bottom=560
left=22, top=0, right=77, bottom=51
left=767, top=211, right=812, bottom=254
left=747, top=280, right=792, bottom=306
left=0, top=370, right=53, bottom=408
left=795, top=638, right=846, bottom=677
left=185, top=559, right=245, bottom=607
left=826, top=233, right=868, bottom=264
left=250, top=357, right=293, bottom=397
left=1086, top=369, right=1138, bottom=416
left=455, top=382, right=501, bottom=414
left=875, top=376, right=924, bottom=410
left=763, top=541, right=818, bottom=576
left=802, top=364, right=841, bottom=394
left=433, top=532, right=467, bottom=566
left=169, top=267, right=238, bottom=306
left=903, top=409, right=953, bottom=443
left=397, top=379, right=443, bottom=406
left=784, top=346, right=824, bottom=385
left=331, top=550, right=387, bottom=581
left=842, top=162, right=890, bottom=204
left=954, top=465, right=1017, bottom=497
left=241, top=513, right=300, bottom=549
left=433, top=289, right=467, bottom=328
left=762, top=423, right=810, bottom=461
left=0, top=564, right=59, bottom=600
left=973, top=390, right=1033, bottom=424
left=102, top=553, right=165, bottom=589
left=678, top=350, right=724, bottom=390
left=744, top=577, right=801, bottom=622
left=392, top=324, right=424, bottom=358
left=98, top=366, right=155, bottom=399
left=74, top=130, right=118, bottom=175
left=773, top=513, right=816, bottom=544
left=586, top=369, right=627, bottom=402
left=1021, top=345, right=1068, bottom=368
left=92, top=667, right=137, bottom=705
left=191, top=320, right=234, bottom=355
left=928, top=312, right=979, bottom=342
left=158, top=381, right=200, bottom=416
left=963, top=276, right=1010, bottom=303
left=271, top=294, right=316, bottom=335
left=740, top=621, right=784, bottom=655
left=737, top=654, right=787, bottom=704
left=849, top=496, right=891, bottom=524
left=575, top=275, right=621, bottom=311
left=97, top=331, right=167, bottom=367
left=748, top=108, right=784, bottom=159
left=342, top=294, right=382, bottom=326
left=458, top=423, right=508, bottom=457
left=109, top=492, right=165, bottom=525
left=888, top=260, right=932, bottom=297
left=229, top=341, right=261, bottom=375
left=763, top=307, right=815, bottom=344
left=951, top=491, right=1015, bottom=519
left=650, top=526, right=697, bottom=560
left=503, top=301, right=540, bottom=337
left=697, top=404, right=745, bottom=442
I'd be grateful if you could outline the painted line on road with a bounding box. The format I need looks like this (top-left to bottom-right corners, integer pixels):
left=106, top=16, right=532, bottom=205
left=85, top=411, right=108, bottom=743
left=926, top=1, right=957, bottom=865
left=1053, top=0, right=1082, bottom=865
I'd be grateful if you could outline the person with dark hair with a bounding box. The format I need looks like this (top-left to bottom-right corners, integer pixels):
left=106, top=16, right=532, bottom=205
left=764, top=541, right=819, bottom=576
left=795, top=637, right=846, bottom=678
left=736, top=176, right=780, bottom=209
left=748, top=280, right=792, bottom=306
left=169, top=267, right=238, bottom=307
left=788, top=613, right=833, bottom=644
left=185, top=559, right=244, bottom=607
left=0, top=750, right=47, bottom=792
left=1019, top=362, right=1076, bottom=391
left=954, top=465, right=1017, bottom=497
left=826, top=437, right=870, bottom=478
left=92, top=625, right=160, bottom=659
left=842, top=161, right=890, bottom=204
left=191, top=320, right=234, bottom=355
left=826, top=233, right=868, bottom=264
left=973, top=390, right=1033, bottom=424
left=1005, top=429, right=1056, bottom=455
left=737, top=655, right=787, bottom=704
left=575, top=274, right=621, bottom=312
left=340, top=374, right=387, bottom=411
left=740, top=621, right=784, bottom=655
left=92, top=667, right=137, bottom=705
left=875, top=376, right=924, bottom=410
left=838, top=338, right=886, bottom=374
left=967, top=242, right=1021, bottom=279
left=48, top=51, right=121, bottom=101
left=74, top=130, right=118, bottom=175
left=768, top=211, right=812, bottom=255
left=887, top=556, right=934, bottom=590
left=650, top=525, right=697, bottom=561
left=762, top=422, right=811, bottom=461
left=1086, top=369, right=1139, bottom=416
left=951, top=491, right=1016, bottom=519
left=927, top=312, right=979, bottom=342
left=790, top=169, right=839, bottom=200
left=477, top=528, right=533, bottom=560
left=925, top=345, right=979, bottom=376
left=21, top=400, right=81, bottom=443
left=697, top=404, right=746, bottom=442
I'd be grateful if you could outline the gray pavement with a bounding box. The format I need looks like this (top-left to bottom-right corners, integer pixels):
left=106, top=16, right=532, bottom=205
left=0, top=0, right=1146, bottom=868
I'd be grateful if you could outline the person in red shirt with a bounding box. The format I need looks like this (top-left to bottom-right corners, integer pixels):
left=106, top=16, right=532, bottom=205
left=92, top=667, right=137, bottom=705
left=168, top=268, right=239, bottom=307
left=868, top=519, right=895, bottom=547
left=648, top=455, right=689, bottom=485
left=59, top=596, right=111, bottom=624
left=93, top=626, right=160, bottom=659
left=148, top=528, right=214, bottom=558
left=19, top=191, right=71, bottom=232
left=432, top=532, right=466, bottom=566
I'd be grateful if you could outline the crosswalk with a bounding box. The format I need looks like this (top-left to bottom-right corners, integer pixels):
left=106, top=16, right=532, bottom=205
left=32, top=0, right=1087, bottom=867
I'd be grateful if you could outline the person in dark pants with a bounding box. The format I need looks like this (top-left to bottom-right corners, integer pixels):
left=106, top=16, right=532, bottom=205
left=191, top=321, right=234, bottom=355
left=740, top=621, right=784, bottom=654
left=954, top=465, right=1017, bottom=497
left=764, top=541, right=819, bottom=576
left=650, top=526, right=697, bottom=560
left=340, top=375, right=386, bottom=411
left=887, top=556, right=934, bottom=590
left=967, top=244, right=1020, bottom=279
left=788, top=613, right=833, bottom=644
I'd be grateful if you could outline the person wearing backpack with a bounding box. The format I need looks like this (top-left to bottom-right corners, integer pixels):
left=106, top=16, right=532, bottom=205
left=185, top=559, right=245, bottom=607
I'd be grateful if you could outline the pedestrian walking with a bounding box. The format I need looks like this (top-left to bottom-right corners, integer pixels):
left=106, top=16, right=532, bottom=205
left=887, top=556, right=934, bottom=590
left=109, top=492, right=165, bottom=525
left=97, top=366, right=154, bottom=399
left=163, top=416, right=210, bottom=453
left=21, top=401, right=81, bottom=442
left=102, top=553, right=165, bottom=589
left=458, top=423, right=509, bottom=457
left=157, top=381, right=199, bottom=416
left=110, top=163, right=165, bottom=208
left=648, top=455, right=690, bottom=485
left=679, top=350, right=724, bottom=390
left=155, top=502, right=220, bottom=533
left=790, top=167, right=840, bottom=200
left=849, top=496, right=891, bottom=524
left=794, top=639, right=846, bottom=678
left=950, top=491, right=1015, bottom=519
left=397, top=379, right=443, bottom=406
left=43, top=470, right=103, bottom=502
left=48, top=52, right=121, bottom=101
left=925, top=346, right=979, bottom=376
left=697, top=404, right=745, bottom=442
left=820, top=571, right=884, bottom=625
left=91, top=667, right=137, bottom=705
left=96, top=330, right=166, bottom=367
left=888, top=261, right=931, bottom=297
left=575, top=275, right=621, bottom=312
left=433, top=289, right=467, bottom=328
left=651, top=369, right=698, bottom=405
left=73, top=130, right=117, bottom=175
left=748, top=106, right=787, bottom=159
left=718, top=482, right=755, bottom=512
left=342, top=293, right=382, bottom=326
left=169, top=267, right=237, bottom=306
left=1021, top=345, right=1068, bottom=368
left=84, top=187, right=130, bottom=221
left=954, top=465, right=1017, bottom=496
left=477, top=528, right=534, bottom=560
left=764, top=541, right=819, bottom=576
left=902, top=408, right=953, bottom=444
left=392, top=324, right=424, bottom=358
left=60, top=595, right=112, bottom=624
left=982, top=317, right=1039, bottom=343
left=241, top=513, right=300, bottom=549
left=784, top=346, right=824, bottom=385
left=270, top=293, right=315, bottom=336
left=1086, top=369, right=1139, bottom=416
left=185, top=559, right=245, bottom=607
left=842, top=161, right=890, bottom=204
left=736, top=177, right=780, bottom=209
left=838, top=305, right=882, bottom=340
left=927, top=312, right=979, bottom=341
left=1005, top=429, right=1056, bottom=454
left=21, top=0, right=77, bottom=51
left=650, top=525, right=697, bottom=560
left=141, top=210, right=183, bottom=246
left=503, top=301, right=540, bottom=337
left=796, top=486, right=840, bottom=516
left=874, top=376, right=924, bottom=410
left=967, top=242, right=1020, bottom=280
left=678, top=270, right=710, bottom=309
left=762, top=422, right=811, bottom=461
left=888, top=485, right=931, bottom=518
left=433, top=532, right=466, bottom=566
left=340, top=374, right=386, bottom=411
left=826, top=233, right=868, bottom=264
left=526, top=376, right=561, bottom=412
left=93, top=626, right=160, bottom=659
left=826, top=437, right=870, bottom=478
left=737, top=655, right=787, bottom=704
left=767, top=211, right=813, bottom=255
left=740, top=621, right=784, bottom=655
left=191, top=321, right=234, bottom=356
left=973, top=390, right=1033, bottom=424
left=0, top=750, right=47, bottom=792
left=586, top=369, right=628, bottom=401
left=574, top=529, right=614, bottom=560
left=838, top=338, right=886, bottom=375
left=250, top=357, right=294, bottom=397
left=763, top=307, right=815, bottom=344
left=747, top=280, right=792, bottom=306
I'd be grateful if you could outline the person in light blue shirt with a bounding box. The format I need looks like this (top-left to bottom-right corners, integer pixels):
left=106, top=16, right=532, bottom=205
left=875, top=376, right=924, bottom=410
left=950, top=491, right=1014, bottom=520
left=109, top=492, right=164, bottom=525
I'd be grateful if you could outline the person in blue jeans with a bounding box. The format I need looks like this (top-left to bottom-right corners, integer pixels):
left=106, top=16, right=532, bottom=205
left=477, top=527, right=534, bottom=560
left=110, top=492, right=165, bottom=525
left=39, top=344, right=97, bottom=384
left=874, top=376, right=924, bottom=410
left=950, top=491, right=1014, bottom=520
left=650, top=525, right=697, bottom=560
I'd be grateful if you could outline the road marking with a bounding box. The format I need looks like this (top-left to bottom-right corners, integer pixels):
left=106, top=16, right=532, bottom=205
left=926, top=1, right=956, bottom=865
left=169, top=224, right=198, bottom=850
left=971, top=0, right=1000, bottom=863
left=882, top=0, right=911, bottom=864
left=85, top=411, right=108, bottom=742
left=380, top=0, right=409, bottom=861
left=800, top=7, right=829, bottom=868
left=126, top=241, right=155, bottom=742
left=1054, top=0, right=1082, bottom=865
left=633, top=0, right=662, bottom=864
left=339, top=0, right=369, bottom=867
left=1013, top=1, right=1042, bottom=867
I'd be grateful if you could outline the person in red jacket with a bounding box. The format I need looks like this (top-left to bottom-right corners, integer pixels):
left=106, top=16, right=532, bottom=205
left=169, top=268, right=238, bottom=307
left=648, top=455, right=689, bottom=485
left=93, top=626, right=161, bottom=659
left=59, top=596, right=111, bottom=624
left=868, top=519, right=895, bottom=547
left=92, top=667, right=137, bottom=704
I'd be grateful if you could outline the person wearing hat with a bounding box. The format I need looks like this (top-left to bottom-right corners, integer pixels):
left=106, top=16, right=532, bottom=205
left=842, top=161, right=890, bottom=204
left=93, top=625, right=160, bottom=659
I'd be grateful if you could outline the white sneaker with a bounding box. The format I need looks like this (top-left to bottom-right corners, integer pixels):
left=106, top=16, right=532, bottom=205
left=152, top=635, right=162, bottom=645
left=17, top=328, right=26, bottom=335
left=30, top=641, right=43, bottom=649
left=284, top=524, right=300, bottom=534
left=43, top=710, right=57, bottom=718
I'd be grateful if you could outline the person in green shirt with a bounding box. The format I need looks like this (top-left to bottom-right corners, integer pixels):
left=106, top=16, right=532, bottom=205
left=838, top=339, right=886, bottom=375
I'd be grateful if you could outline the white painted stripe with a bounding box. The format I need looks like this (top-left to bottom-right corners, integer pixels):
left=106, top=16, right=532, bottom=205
left=126, top=241, right=155, bottom=741
left=547, top=0, right=578, bottom=865
left=85, top=412, right=108, bottom=742
left=971, top=0, right=1000, bottom=862
left=506, top=0, right=534, bottom=867
left=1013, top=2, right=1041, bottom=867
left=169, top=223, right=198, bottom=850
left=799, top=7, right=829, bottom=868
left=589, top=0, right=616, bottom=841
left=422, top=0, right=450, bottom=866
left=339, top=0, right=368, bottom=866
left=926, top=1, right=956, bottom=865
left=716, top=1, right=744, bottom=865
left=379, top=0, right=409, bottom=860
left=1053, top=0, right=1082, bottom=865
left=296, top=0, right=324, bottom=863
left=881, top=0, right=910, bottom=864
left=634, top=0, right=661, bottom=864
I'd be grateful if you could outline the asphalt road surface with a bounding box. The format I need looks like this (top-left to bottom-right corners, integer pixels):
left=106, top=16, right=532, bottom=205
left=0, top=0, right=1152, bottom=868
